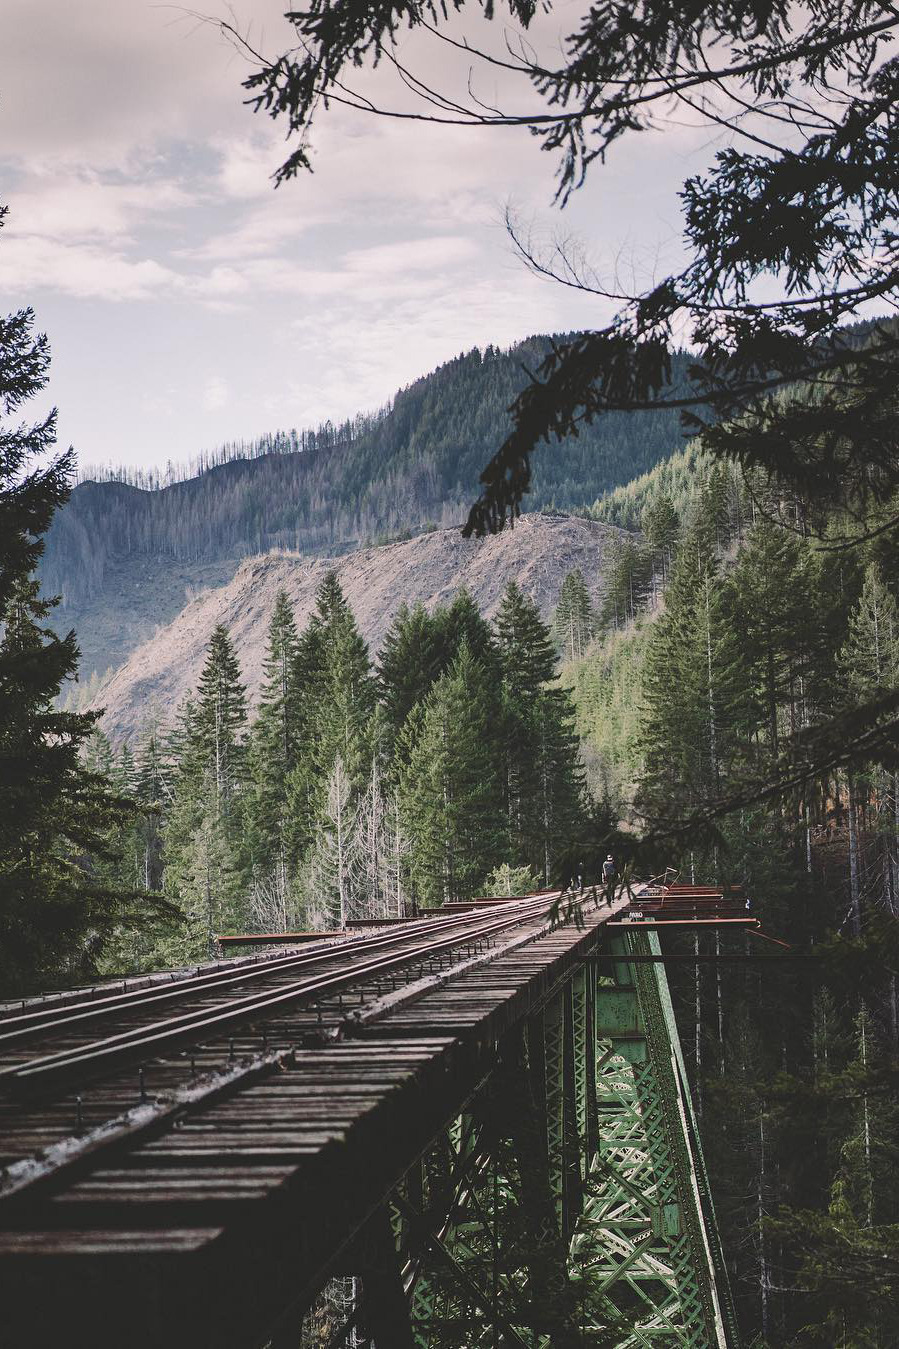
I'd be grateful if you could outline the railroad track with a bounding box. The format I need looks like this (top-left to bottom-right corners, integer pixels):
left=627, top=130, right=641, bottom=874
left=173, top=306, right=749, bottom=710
left=0, top=891, right=566, bottom=1180
left=0, top=886, right=649, bottom=1349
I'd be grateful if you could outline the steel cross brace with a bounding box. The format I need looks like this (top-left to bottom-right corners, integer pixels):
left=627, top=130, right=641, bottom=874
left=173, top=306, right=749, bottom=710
left=337, top=926, right=738, bottom=1349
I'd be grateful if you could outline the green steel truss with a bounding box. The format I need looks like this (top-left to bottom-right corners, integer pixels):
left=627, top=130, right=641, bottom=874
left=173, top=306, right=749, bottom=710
left=335, top=928, right=739, bottom=1349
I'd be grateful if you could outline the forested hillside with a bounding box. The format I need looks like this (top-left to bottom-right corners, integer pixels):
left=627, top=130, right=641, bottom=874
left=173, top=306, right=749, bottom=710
left=555, top=452, right=899, bottom=1346
left=41, top=335, right=689, bottom=681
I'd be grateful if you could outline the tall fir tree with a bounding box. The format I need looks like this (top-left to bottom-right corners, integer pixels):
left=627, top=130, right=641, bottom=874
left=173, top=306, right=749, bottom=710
left=246, top=591, right=300, bottom=897
left=376, top=601, right=448, bottom=737
left=554, top=567, right=595, bottom=660
left=642, top=493, right=680, bottom=590
left=636, top=524, right=746, bottom=828
left=191, top=623, right=248, bottom=818
left=495, top=581, right=586, bottom=879
left=398, top=645, right=505, bottom=906
left=163, top=629, right=249, bottom=953
left=601, top=537, right=652, bottom=629
left=0, top=244, right=153, bottom=994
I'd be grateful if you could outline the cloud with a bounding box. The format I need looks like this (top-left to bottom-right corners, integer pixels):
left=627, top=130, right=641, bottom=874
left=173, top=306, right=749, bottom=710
left=1, top=0, right=288, bottom=171
left=202, top=375, right=230, bottom=411
left=343, top=236, right=478, bottom=276
left=0, top=0, right=710, bottom=470
left=6, top=173, right=198, bottom=244
left=0, top=233, right=186, bottom=302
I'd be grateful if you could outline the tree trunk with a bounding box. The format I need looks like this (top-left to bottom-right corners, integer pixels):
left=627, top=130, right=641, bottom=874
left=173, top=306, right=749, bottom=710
left=847, top=773, right=861, bottom=936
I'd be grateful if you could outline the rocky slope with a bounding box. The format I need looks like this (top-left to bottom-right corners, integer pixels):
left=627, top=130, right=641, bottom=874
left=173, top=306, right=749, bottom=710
left=43, top=335, right=691, bottom=683
left=90, top=513, right=626, bottom=743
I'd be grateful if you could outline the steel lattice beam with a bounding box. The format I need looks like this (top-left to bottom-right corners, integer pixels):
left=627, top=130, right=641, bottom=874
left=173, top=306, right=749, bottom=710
left=373, top=926, right=739, bottom=1349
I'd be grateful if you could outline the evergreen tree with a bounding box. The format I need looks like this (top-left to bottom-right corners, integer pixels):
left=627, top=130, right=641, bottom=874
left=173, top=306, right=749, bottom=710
left=637, top=525, right=746, bottom=826
left=600, top=537, right=652, bottom=629
left=554, top=567, right=594, bottom=660
left=246, top=592, right=300, bottom=900
left=191, top=623, right=248, bottom=817
left=496, top=581, right=557, bottom=697
left=398, top=645, right=505, bottom=906
left=773, top=1011, right=899, bottom=1346
left=728, top=521, right=820, bottom=765
left=163, top=630, right=249, bottom=952
left=495, top=582, right=587, bottom=879
left=642, top=493, right=680, bottom=589
left=0, top=262, right=151, bottom=994
left=444, top=587, right=500, bottom=679
left=285, top=572, right=375, bottom=857
left=377, top=601, right=448, bottom=736
left=256, top=590, right=300, bottom=771
left=837, top=565, right=899, bottom=948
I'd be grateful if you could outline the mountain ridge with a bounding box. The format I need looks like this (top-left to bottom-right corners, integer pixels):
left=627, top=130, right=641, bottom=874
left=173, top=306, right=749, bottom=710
left=42, top=333, right=690, bottom=682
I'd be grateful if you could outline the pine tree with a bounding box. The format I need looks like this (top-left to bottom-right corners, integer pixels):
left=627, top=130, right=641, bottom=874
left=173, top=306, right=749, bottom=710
left=773, top=1010, right=899, bottom=1346
left=377, top=601, right=448, bottom=736
left=600, top=537, right=652, bottom=629
left=554, top=567, right=594, bottom=660
left=495, top=582, right=586, bottom=878
left=191, top=623, right=248, bottom=818
left=398, top=645, right=505, bottom=906
left=637, top=525, right=746, bottom=826
left=837, top=565, right=899, bottom=980
left=444, top=588, right=500, bottom=678
left=728, top=521, right=820, bottom=765
left=496, top=581, right=557, bottom=697
left=256, top=590, right=300, bottom=772
left=162, top=630, right=249, bottom=952
left=246, top=592, right=300, bottom=908
left=0, top=263, right=151, bottom=994
left=642, top=493, right=680, bottom=589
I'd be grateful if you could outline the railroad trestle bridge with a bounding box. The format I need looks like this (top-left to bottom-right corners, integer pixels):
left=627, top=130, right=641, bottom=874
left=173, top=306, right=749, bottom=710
left=0, top=889, right=740, bottom=1348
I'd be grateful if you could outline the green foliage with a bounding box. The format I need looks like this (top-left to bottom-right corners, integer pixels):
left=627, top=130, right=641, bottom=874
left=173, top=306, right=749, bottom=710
left=553, top=568, right=595, bottom=661
left=556, top=439, right=899, bottom=1343
left=496, top=581, right=588, bottom=881
left=377, top=601, right=448, bottom=737
left=191, top=623, right=248, bottom=816
left=485, top=862, right=541, bottom=897
left=562, top=621, right=652, bottom=809
left=0, top=248, right=164, bottom=995
left=600, top=535, right=653, bottom=628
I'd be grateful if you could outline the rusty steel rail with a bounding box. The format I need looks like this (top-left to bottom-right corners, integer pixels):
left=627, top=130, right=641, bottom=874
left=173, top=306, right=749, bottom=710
left=0, top=905, right=538, bottom=1053
left=0, top=894, right=562, bottom=1097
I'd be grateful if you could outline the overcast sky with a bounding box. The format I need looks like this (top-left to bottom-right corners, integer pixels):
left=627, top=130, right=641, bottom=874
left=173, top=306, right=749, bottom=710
left=1, top=1, right=710, bottom=473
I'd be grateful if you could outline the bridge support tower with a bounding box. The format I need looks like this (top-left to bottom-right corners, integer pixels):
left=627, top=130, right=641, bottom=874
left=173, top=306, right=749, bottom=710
left=320, top=926, right=739, bottom=1348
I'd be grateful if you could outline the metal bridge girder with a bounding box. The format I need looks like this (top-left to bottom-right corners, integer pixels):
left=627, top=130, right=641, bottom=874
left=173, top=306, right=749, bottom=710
left=376, top=926, right=738, bottom=1349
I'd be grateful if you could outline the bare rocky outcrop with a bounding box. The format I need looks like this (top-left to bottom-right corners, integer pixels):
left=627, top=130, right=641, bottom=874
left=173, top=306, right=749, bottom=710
left=91, top=513, right=627, bottom=743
